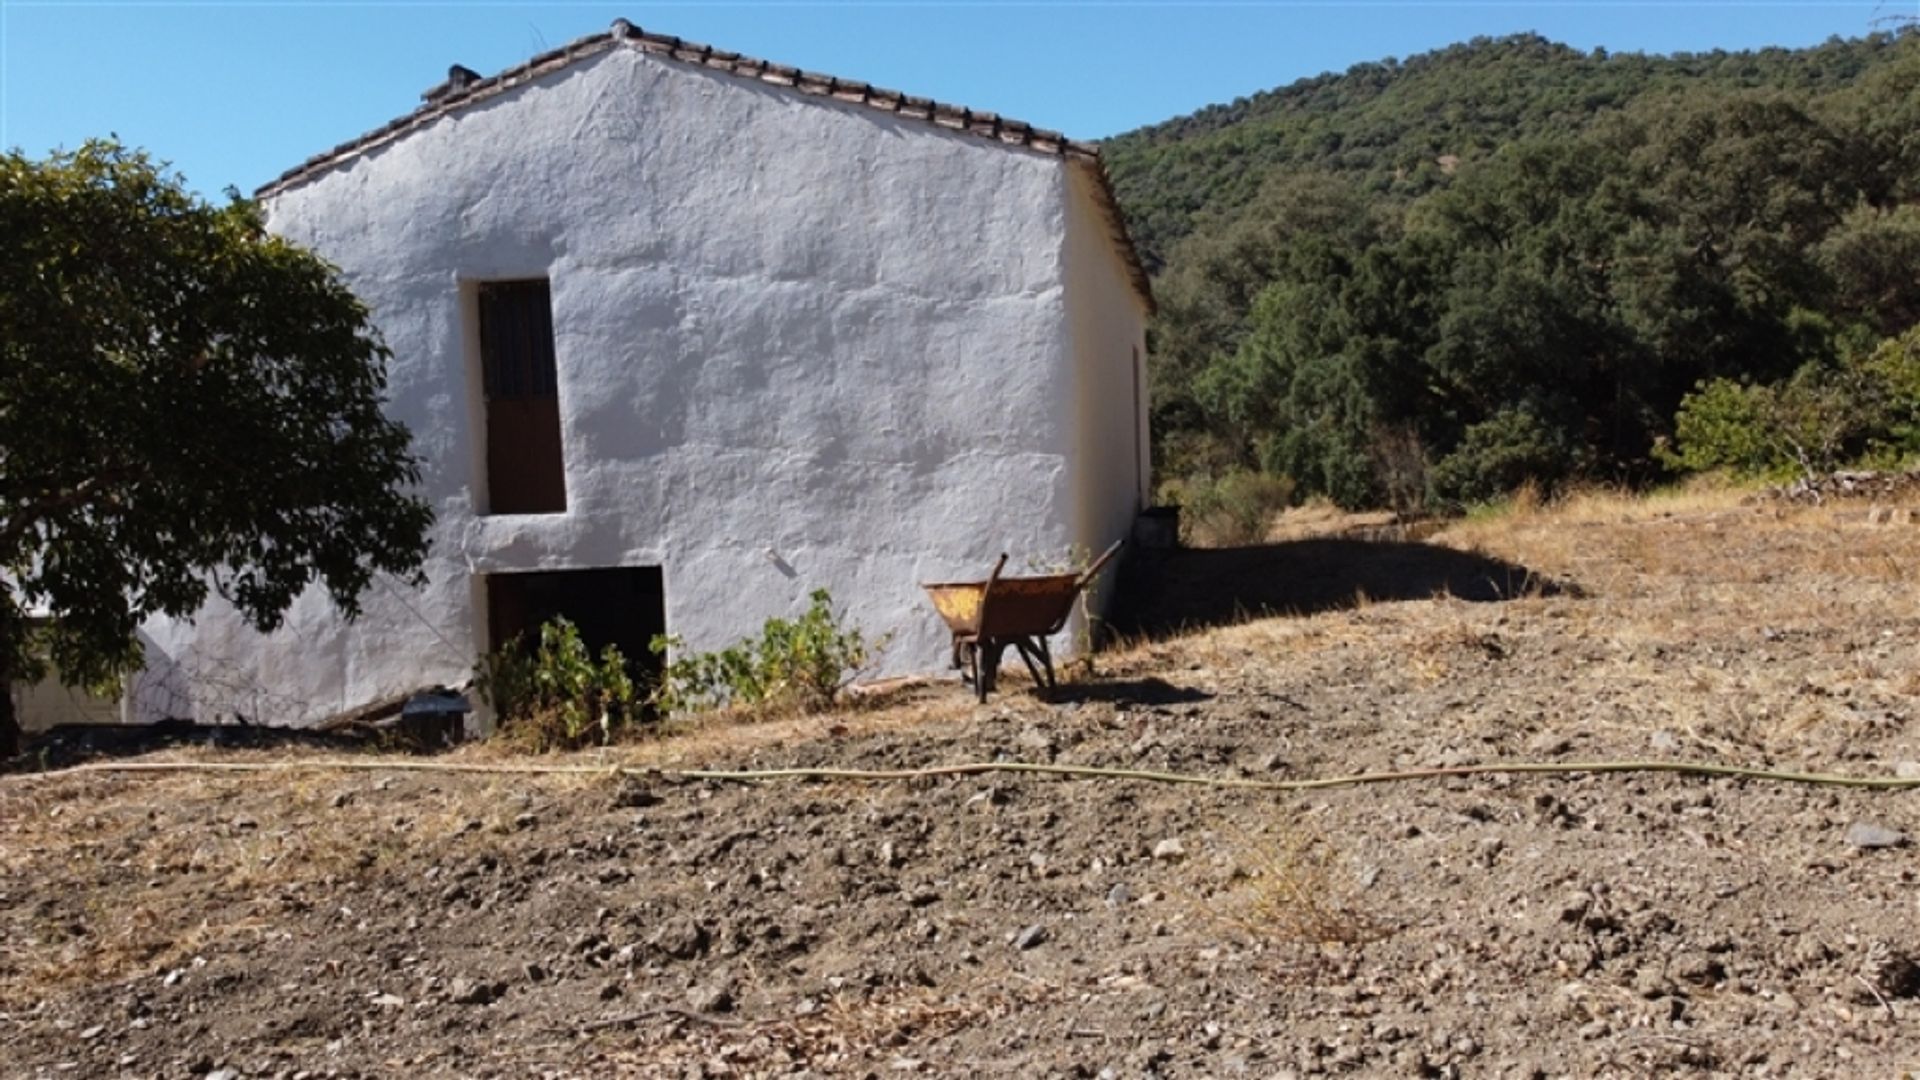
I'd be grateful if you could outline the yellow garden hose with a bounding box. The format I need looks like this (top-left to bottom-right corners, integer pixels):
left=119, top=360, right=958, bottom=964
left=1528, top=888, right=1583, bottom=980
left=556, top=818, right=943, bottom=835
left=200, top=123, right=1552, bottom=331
left=9, top=756, right=1920, bottom=791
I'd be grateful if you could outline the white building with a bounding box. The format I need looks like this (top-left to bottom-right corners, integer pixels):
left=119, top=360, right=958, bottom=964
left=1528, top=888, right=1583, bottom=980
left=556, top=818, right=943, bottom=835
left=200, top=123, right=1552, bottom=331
left=130, top=19, right=1152, bottom=726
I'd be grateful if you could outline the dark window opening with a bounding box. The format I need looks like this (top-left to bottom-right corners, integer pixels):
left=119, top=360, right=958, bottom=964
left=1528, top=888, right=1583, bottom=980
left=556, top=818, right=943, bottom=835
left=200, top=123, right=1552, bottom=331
left=478, top=279, right=566, bottom=514
left=486, top=567, right=667, bottom=694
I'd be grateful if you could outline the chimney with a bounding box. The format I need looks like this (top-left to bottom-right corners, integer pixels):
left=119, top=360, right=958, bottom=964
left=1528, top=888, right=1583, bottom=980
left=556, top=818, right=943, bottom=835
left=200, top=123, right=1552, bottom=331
left=421, top=64, right=483, bottom=104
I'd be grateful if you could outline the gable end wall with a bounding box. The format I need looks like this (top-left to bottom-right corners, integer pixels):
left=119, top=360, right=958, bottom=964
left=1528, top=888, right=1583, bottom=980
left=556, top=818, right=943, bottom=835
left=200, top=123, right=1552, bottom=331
left=133, top=47, right=1083, bottom=724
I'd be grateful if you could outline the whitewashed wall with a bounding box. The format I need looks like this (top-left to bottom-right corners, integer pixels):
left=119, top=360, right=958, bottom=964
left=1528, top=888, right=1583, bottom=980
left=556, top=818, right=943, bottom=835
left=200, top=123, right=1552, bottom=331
left=1065, top=162, right=1153, bottom=630
left=134, top=46, right=1145, bottom=724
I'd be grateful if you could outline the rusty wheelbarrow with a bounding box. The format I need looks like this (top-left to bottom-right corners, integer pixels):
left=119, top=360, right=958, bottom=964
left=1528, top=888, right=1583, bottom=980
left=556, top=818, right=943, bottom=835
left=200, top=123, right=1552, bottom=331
left=921, top=541, right=1123, bottom=702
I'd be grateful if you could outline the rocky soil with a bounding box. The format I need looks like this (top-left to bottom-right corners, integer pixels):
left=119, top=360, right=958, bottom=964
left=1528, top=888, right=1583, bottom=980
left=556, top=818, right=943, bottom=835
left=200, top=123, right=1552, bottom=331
left=5, top=489, right=1920, bottom=1078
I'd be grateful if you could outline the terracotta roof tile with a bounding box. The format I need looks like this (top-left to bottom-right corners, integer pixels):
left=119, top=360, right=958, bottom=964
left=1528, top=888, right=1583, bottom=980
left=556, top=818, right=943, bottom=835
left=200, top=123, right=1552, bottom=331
left=257, top=19, right=1152, bottom=310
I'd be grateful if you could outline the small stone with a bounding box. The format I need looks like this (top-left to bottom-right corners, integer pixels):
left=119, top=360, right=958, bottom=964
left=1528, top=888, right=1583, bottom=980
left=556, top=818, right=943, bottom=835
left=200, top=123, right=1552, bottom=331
left=448, top=977, right=500, bottom=1005
left=330, top=791, right=354, bottom=809
left=687, top=981, right=734, bottom=1013
left=1151, top=838, right=1186, bottom=861
left=370, top=993, right=405, bottom=1009
left=1528, top=732, right=1572, bottom=755
left=648, top=916, right=709, bottom=960
left=1845, top=821, right=1908, bottom=849
left=1894, top=762, right=1920, bottom=781
left=1106, top=883, right=1134, bottom=907
left=79, top=1025, right=104, bottom=1040
left=1632, top=966, right=1673, bottom=999
left=523, top=962, right=546, bottom=983
left=1556, top=893, right=1590, bottom=923
left=1013, top=924, right=1050, bottom=950
left=607, top=778, right=660, bottom=809
left=1649, top=730, right=1680, bottom=753
left=205, top=1070, right=239, bottom=1080
left=512, top=812, right=537, bottom=831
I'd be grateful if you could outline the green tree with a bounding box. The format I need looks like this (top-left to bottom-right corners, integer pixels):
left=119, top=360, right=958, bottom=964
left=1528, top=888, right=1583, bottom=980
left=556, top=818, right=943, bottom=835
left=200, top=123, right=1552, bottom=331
left=0, top=141, right=433, bottom=757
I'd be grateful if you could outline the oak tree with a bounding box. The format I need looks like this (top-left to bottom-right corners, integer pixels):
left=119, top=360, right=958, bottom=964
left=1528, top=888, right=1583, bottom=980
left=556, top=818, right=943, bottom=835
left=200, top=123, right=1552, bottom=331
left=0, top=141, right=432, bottom=757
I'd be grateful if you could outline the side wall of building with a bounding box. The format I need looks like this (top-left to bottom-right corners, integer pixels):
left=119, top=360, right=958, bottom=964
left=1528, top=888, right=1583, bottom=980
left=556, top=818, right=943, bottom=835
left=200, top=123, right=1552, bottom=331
left=135, top=47, right=1079, bottom=723
left=1063, top=162, right=1152, bottom=631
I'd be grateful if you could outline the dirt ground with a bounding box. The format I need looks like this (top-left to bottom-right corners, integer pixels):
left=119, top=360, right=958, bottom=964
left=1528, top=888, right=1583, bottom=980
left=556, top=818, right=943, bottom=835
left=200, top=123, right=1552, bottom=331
left=6, top=487, right=1920, bottom=1079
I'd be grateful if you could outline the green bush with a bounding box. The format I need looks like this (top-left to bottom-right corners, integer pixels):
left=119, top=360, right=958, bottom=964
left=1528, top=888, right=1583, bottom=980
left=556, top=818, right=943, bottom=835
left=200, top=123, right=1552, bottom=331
left=1160, top=469, right=1296, bottom=547
left=1863, top=326, right=1920, bottom=453
left=1662, top=327, right=1920, bottom=481
left=650, top=589, right=873, bottom=718
left=1428, top=408, right=1577, bottom=510
left=475, top=618, right=638, bottom=752
left=1658, top=377, right=1776, bottom=476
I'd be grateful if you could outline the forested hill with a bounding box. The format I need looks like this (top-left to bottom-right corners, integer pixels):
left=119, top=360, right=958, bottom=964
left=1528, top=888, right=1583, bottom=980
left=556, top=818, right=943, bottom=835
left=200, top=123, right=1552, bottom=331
left=1103, top=33, right=1909, bottom=267
left=1101, top=29, right=1920, bottom=516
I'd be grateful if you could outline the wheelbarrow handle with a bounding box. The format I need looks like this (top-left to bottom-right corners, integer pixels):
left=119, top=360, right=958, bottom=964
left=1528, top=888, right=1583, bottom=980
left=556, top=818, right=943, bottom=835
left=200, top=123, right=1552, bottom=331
left=1076, top=540, right=1125, bottom=590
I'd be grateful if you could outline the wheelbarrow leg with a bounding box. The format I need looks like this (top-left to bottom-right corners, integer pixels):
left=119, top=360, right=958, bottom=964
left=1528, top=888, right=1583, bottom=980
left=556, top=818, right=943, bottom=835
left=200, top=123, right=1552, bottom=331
left=1012, top=637, right=1051, bottom=691
left=977, top=641, right=1007, bottom=702
left=956, top=639, right=980, bottom=696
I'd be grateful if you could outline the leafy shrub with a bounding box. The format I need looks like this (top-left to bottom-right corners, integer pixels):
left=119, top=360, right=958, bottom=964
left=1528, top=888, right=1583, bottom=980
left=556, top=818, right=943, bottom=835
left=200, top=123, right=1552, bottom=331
left=1160, top=469, right=1296, bottom=547
left=1662, top=328, right=1920, bottom=481
left=1428, top=408, right=1577, bottom=510
left=1658, top=377, right=1775, bottom=476
left=650, top=589, right=873, bottom=718
left=1863, top=326, right=1920, bottom=453
left=475, top=618, right=638, bottom=752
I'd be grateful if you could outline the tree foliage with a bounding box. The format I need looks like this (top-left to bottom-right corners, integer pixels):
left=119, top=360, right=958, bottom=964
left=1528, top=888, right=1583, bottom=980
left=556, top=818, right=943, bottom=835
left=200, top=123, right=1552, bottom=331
left=1109, top=30, right=1920, bottom=510
left=0, top=141, right=432, bottom=755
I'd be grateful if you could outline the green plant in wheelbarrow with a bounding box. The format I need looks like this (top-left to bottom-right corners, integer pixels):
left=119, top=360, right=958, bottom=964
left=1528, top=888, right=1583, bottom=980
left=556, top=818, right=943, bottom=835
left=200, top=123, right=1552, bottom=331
left=650, top=588, right=877, bottom=718
left=474, top=618, right=638, bottom=751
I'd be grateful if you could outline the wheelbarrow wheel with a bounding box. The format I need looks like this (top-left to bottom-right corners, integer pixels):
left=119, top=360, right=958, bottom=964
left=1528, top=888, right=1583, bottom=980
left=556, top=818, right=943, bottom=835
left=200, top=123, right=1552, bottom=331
left=956, top=640, right=984, bottom=702
left=976, top=641, right=1007, bottom=703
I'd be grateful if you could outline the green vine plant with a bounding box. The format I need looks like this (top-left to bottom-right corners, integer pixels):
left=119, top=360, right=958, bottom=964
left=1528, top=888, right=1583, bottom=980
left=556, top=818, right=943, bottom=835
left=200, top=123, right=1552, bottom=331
left=473, top=618, right=637, bottom=752
left=649, top=589, right=882, bottom=719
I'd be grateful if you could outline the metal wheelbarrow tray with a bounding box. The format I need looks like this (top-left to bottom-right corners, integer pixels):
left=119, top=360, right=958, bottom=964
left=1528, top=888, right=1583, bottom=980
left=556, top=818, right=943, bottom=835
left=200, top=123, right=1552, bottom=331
left=921, top=540, right=1123, bottom=702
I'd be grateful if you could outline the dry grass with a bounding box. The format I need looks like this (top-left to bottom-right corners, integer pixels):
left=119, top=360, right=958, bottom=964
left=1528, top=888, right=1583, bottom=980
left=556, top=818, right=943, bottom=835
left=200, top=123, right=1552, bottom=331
left=602, top=983, right=1056, bottom=1074
left=1207, top=814, right=1392, bottom=952
left=0, top=760, right=593, bottom=1001
left=0, top=682, right=994, bottom=1005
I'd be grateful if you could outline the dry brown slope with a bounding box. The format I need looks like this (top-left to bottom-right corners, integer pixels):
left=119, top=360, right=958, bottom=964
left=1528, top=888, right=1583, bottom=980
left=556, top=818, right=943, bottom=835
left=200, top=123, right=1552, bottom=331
left=5, top=488, right=1920, bottom=1078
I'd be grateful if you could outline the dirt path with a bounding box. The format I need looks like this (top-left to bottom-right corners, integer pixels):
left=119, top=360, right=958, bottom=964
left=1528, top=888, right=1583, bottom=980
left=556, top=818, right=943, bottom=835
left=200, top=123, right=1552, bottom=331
left=5, top=491, right=1920, bottom=1078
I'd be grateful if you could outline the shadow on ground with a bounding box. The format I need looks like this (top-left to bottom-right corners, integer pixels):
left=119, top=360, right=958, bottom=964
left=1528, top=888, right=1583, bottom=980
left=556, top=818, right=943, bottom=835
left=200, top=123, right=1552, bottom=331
left=8, top=720, right=408, bottom=774
left=1108, top=538, right=1576, bottom=640
left=1046, top=677, right=1214, bottom=707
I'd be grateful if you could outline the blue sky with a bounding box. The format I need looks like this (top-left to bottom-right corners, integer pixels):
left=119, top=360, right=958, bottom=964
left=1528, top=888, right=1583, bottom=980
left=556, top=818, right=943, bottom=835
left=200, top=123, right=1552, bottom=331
left=2, top=2, right=1907, bottom=195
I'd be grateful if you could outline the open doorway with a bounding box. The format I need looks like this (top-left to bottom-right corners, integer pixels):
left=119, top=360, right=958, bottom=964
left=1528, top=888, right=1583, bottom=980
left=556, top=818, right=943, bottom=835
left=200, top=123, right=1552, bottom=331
left=485, top=567, right=667, bottom=693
